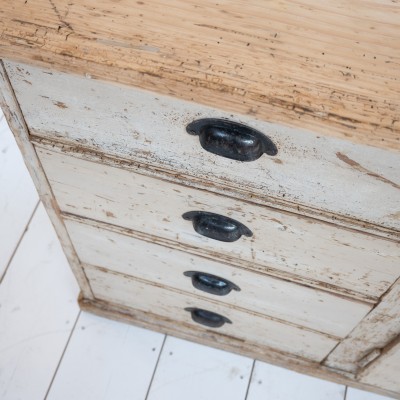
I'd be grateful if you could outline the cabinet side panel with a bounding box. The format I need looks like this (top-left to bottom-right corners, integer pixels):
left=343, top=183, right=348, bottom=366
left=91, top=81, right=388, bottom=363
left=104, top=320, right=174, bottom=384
left=0, top=60, right=93, bottom=299
left=324, top=281, right=400, bottom=374
left=358, top=338, right=400, bottom=393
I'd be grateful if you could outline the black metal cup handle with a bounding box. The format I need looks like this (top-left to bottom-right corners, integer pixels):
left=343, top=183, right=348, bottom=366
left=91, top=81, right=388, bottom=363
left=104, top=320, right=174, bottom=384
left=185, top=307, right=232, bottom=328
left=184, top=271, right=241, bottom=296
left=186, top=118, right=278, bottom=162
left=182, top=211, right=252, bottom=242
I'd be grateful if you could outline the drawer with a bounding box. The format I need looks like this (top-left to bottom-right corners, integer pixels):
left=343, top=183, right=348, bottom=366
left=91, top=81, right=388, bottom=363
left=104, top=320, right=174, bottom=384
left=37, top=145, right=400, bottom=301
left=84, top=264, right=339, bottom=363
left=6, top=61, right=400, bottom=235
left=65, top=218, right=372, bottom=338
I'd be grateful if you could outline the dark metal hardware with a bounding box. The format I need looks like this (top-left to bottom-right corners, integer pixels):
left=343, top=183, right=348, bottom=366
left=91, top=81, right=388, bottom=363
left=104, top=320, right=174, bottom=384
left=186, top=118, right=278, bottom=161
left=182, top=211, right=252, bottom=242
left=185, top=307, right=232, bottom=328
left=184, top=271, right=240, bottom=296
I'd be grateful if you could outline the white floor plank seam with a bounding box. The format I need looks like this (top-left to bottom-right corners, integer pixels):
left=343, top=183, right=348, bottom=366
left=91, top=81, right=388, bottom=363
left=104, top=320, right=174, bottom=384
left=44, top=310, right=82, bottom=400
left=243, top=360, right=256, bottom=400
left=144, top=335, right=167, bottom=400
left=0, top=200, right=39, bottom=284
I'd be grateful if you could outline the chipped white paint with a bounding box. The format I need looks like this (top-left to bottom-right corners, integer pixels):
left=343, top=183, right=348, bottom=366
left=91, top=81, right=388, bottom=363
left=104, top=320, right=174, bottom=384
left=84, top=264, right=339, bottom=362
left=5, top=62, right=400, bottom=236
left=65, top=218, right=371, bottom=338
left=37, top=146, right=400, bottom=300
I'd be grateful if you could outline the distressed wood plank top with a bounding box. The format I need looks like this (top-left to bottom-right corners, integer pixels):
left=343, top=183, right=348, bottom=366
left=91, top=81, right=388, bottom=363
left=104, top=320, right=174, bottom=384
left=0, top=0, right=399, bottom=151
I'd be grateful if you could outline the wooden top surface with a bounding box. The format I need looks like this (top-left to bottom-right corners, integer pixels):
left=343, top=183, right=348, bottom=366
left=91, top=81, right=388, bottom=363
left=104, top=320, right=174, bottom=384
left=0, top=0, right=399, bottom=151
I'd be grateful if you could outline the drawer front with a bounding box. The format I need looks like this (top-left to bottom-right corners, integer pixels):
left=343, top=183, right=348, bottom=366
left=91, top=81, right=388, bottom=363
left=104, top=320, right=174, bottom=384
left=84, top=264, right=339, bottom=362
left=37, top=146, right=400, bottom=300
left=65, top=218, right=371, bottom=338
left=7, top=61, right=400, bottom=234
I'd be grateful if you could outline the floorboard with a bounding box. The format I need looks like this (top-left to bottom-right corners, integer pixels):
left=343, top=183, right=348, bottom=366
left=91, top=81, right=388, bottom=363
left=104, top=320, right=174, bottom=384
left=346, top=388, right=394, bottom=400
left=246, top=361, right=346, bottom=400
left=0, top=110, right=38, bottom=279
left=46, top=312, right=165, bottom=400
left=146, top=336, right=254, bottom=400
left=0, top=204, right=80, bottom=400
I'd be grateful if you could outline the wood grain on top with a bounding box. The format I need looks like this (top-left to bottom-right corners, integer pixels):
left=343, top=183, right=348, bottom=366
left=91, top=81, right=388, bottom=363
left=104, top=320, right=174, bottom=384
left=0, top=0, right=399, bottom=150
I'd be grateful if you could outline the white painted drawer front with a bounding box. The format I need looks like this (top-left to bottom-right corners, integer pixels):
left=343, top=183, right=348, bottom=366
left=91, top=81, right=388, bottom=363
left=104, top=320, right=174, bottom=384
left=7, top=62, right=400, bottom=234
left=65, top=218, right=371, bottom=338
left=37, top=146, right=400, bottom=300
left=84, top=264, right=339, bottom=362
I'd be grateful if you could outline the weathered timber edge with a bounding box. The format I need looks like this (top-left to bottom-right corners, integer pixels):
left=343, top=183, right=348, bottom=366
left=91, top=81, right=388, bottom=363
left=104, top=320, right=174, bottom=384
left=0, top=1, right=399, bottom=151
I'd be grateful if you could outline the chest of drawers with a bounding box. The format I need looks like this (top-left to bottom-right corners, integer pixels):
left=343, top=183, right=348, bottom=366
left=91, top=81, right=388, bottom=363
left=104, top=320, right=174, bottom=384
left=1, top=1, right=399, bottom=398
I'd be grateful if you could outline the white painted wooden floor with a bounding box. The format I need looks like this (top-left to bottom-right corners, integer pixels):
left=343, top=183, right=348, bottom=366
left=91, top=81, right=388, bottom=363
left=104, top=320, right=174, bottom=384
left=0, top=109, right=392, bottom=400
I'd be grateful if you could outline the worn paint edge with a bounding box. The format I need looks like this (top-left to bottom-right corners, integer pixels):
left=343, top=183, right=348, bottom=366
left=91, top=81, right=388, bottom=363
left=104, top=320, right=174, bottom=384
left=0, top=59, right=94, bottom=299
left=78, top=296, right=400, bottom=400
left=31, top=136, right=400, bottom=242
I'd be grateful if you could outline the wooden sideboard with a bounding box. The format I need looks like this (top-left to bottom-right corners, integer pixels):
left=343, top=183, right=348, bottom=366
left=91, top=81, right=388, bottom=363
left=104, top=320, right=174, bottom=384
left=0, top=1, right=399, bottom=398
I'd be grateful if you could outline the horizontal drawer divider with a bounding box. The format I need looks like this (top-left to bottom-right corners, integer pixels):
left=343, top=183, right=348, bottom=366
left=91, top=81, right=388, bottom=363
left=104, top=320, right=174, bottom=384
left=82, top=263, right=342, bottom=341
left=32, top=136, right=399, bottom=241
left=64, top=212, right=377, bottom=304
left=84, top=262, right=343, bottom=341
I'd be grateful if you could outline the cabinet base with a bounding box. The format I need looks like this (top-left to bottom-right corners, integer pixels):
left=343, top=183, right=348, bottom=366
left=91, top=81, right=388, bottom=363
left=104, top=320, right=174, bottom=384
left=79, top=295, right=400, bottom=400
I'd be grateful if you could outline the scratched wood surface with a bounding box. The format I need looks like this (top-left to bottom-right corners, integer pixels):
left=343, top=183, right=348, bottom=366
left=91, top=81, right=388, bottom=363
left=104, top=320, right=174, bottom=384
left=35, top=145, right=400, bottom=301
left=6, top=62, right=400, bottom=236
left=0, top=1, right=399, bottom=151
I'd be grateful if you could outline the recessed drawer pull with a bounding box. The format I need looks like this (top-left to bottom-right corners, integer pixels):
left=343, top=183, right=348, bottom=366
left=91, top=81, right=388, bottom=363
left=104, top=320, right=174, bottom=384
left=184, top=271, right=241, bottom=296
left=186, top=118, right=278, bottom=161
left=185, top=307, right=232, bottom=328
left=182, top=211, right=252, bottom=242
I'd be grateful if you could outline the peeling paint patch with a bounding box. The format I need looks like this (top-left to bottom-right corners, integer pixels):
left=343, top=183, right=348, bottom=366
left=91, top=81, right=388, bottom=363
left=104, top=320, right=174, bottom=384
left=53, top=101, right=68, bottom=109
left=336, top=152, right=400, bottom=190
